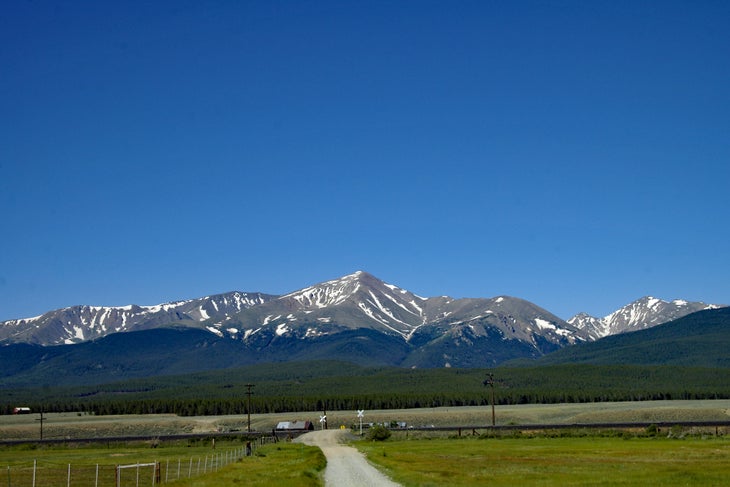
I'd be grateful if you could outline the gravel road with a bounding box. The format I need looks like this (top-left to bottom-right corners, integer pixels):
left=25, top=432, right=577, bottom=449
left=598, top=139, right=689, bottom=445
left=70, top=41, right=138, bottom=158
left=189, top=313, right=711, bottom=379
left=296, top=429, right=401, bottom=487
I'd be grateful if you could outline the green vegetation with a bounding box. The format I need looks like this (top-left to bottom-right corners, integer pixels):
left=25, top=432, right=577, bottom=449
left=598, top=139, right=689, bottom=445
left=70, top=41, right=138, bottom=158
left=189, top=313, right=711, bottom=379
left=2, top=410, right=729, bottom=486
left=365, top=425, right=392, bottom=441
left=171, top=443, right=325, bottom=487
left=4, top=362, right=730, bottom=416
left=0, top=439, right=324, bottom=486
left=357, top=434, right=730, bottom=486
left=0, top=437, right=243, bottom=465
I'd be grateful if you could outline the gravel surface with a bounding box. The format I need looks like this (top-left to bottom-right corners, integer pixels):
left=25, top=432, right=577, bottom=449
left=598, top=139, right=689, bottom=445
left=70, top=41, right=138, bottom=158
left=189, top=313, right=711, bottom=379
left=296, top=429, right=401, bottom=487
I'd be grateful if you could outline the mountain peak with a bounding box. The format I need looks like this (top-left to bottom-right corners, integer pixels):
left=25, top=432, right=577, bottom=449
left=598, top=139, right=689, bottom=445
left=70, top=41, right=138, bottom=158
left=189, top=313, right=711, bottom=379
left=2, top=271, right=725, bottom=356
left=269, top=271, right=428, bottom=338
left=569, top=296, right=725, bottom=339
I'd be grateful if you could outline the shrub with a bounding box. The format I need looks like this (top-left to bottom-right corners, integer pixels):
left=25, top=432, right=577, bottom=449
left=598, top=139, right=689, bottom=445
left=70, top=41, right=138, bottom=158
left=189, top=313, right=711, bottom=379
left=366, top=425, right=392, bottom=441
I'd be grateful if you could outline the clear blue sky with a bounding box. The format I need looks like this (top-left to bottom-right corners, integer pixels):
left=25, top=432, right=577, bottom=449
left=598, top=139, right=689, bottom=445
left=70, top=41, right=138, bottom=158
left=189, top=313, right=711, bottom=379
left=2, top=1, right=728, bottom=322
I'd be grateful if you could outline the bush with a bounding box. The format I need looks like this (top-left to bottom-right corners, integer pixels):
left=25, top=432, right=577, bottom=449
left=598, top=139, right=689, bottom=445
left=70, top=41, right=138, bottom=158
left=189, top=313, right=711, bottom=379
left=366, top=425, right=392, bottom=441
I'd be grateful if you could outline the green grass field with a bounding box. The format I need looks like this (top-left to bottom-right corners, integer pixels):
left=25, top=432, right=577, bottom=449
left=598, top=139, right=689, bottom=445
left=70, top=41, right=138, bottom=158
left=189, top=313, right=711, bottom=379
left=0, top=441, right=324, bottom=487
left=357, top=434, right=730, bottom=486
left=2, top=431, right=729, bottom=486
left=2, top=401, right=729, bottom=486
left=169, top=443, right=325, bottom=487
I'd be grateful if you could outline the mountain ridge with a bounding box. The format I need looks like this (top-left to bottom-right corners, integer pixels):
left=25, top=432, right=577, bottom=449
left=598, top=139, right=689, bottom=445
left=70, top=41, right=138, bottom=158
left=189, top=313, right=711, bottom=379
left=2, top=307, right=729, bottom=388
left=1, top=271, right=724, bottom=357
left=0, top=270, right=728, bottom=385
left=528, top=307, right=730, bottom=368
left=568, top=296, right=722, bottom=339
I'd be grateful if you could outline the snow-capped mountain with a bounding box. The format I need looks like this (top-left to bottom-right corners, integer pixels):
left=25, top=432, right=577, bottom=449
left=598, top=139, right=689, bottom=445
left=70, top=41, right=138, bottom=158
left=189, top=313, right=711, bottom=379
left=238, top=271, right=430, bottom=339
left=1, top=272, right=724, bottom=369
left=0, top=291, right=275, bottom=345
left=0, top=271, right=587, bottom=367
left=568, top=296, right=723, bottom=340
left=208, top=271, right=585, bottom=355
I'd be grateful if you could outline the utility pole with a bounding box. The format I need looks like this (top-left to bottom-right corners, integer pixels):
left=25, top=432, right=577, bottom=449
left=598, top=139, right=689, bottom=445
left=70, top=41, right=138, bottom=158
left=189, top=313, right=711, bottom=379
left=483, top=373, right=496, bottom=426
left=244, top=384, right=254, bottom=432
left=36, top=408, right=45, bottom=440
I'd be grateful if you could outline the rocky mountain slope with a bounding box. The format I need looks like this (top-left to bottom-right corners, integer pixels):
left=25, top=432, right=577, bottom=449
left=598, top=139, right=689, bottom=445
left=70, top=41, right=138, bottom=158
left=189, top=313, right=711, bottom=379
left=0, top=271, right=724, bottom=371
left=0, top=292, right=275, bottom=345
left=534, top=307, right=730, bottom=368
left=568, top=297, right=722, bottom=340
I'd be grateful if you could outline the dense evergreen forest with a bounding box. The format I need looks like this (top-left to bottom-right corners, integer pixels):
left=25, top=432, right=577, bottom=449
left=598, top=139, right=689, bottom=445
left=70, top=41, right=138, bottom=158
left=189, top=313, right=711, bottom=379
left=3, top=361, right=729, bottom=416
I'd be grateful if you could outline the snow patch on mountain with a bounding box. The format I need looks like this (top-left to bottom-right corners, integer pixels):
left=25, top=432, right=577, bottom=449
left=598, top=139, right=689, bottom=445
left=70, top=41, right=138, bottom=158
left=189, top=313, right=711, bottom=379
left=206, top=326, right=223, bottom=337
left=199, top=307, right=210, bottom=321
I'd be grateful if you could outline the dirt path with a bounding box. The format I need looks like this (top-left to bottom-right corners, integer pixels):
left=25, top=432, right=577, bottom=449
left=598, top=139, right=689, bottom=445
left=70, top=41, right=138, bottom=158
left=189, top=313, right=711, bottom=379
left=296, top=429, right=401, bottom=487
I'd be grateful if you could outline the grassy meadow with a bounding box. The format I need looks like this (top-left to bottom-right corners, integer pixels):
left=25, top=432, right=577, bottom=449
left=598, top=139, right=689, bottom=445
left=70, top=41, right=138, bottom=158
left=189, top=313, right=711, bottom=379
left=3, top=399, right=729, bottom=440
left=357, top=434, right=730, bottom=486
left=0, top=438, right=324, bottom=486
left=2, top=401, right=729, bottom=485
left=0, top=437, right=244, bottom=485
left=168, top=443, right=325, bottom=487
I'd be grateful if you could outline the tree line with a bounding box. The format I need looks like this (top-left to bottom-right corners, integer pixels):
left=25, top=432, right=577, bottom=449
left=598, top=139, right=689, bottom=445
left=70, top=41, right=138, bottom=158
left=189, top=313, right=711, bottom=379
left=3, top=363, right=730, bottom=416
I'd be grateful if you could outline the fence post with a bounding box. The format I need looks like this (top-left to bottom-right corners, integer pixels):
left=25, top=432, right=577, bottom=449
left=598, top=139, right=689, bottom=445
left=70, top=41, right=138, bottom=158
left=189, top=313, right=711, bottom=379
left=165, top=460, right=169, bottom=483
left=188, top=457, right=192, bottom=478
left=32, top=460, right=36, bottom=487
left=67, top=464, right=71, bottom=487
left=95, top=464, right=99, bottom=487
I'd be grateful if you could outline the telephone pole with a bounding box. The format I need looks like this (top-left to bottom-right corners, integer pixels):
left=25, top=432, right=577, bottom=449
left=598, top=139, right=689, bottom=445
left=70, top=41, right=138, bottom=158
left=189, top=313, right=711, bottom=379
left=245, top=384, right=255, bottom=432
left=36, top=408, right=45, bottom=440
left=483, top=373, right=496, bottom=426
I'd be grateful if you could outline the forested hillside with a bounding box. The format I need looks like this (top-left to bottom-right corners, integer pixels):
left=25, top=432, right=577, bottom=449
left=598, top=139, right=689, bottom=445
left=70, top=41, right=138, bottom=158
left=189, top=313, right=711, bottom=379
left=3, top=361, right=729, bottom=416
left=527, top=307, right=730, bottom=367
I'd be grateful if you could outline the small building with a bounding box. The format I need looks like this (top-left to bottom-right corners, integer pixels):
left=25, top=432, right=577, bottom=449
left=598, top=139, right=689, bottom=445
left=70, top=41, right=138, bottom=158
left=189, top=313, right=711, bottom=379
left=275, top=420, right=314, bottom=431
left=13, top=407, right=31, bottom=414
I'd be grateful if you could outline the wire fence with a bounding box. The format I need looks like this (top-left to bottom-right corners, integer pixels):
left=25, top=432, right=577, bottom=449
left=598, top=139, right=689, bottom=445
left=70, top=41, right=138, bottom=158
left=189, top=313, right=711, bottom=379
left=3, top=436, right=278, bottom=486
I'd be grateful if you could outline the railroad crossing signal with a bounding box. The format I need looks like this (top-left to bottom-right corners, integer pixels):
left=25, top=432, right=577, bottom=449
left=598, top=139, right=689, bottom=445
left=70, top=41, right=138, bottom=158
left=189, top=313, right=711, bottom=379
left=319, top=415, right=327, bottom=430
left=357, top=410, right=365, bottom=435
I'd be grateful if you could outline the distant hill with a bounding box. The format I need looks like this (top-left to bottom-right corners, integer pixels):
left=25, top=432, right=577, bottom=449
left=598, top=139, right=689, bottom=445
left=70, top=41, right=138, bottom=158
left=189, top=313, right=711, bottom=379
left=526, top=307, right=730, bottom=368
left=0, top=326, right=412, bottom=388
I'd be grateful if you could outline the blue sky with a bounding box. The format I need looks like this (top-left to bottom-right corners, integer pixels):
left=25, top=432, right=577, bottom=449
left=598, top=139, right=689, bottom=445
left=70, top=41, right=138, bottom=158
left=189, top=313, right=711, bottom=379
left=1, top=0, right=729, bottom=322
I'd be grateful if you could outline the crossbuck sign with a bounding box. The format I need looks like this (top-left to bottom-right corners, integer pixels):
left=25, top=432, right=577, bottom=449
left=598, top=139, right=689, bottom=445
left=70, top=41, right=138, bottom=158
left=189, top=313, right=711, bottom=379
left=357, top=410, right=365, bottom=435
